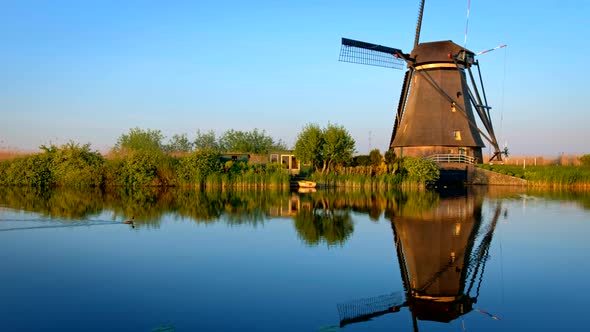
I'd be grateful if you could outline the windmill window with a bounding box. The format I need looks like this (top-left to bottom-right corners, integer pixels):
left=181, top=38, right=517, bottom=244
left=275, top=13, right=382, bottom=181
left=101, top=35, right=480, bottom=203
left=453, top=130, right=462, bottom=141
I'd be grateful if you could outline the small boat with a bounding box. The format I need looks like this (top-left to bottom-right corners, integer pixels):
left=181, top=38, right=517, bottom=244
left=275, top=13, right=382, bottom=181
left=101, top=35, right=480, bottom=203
left=298, top=180, right=317, bottom=188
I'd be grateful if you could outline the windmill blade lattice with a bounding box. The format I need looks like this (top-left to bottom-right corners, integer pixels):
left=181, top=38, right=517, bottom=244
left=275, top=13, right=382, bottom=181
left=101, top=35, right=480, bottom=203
left=337, top=291, right=405, bottom=327
left=339, top=38, right=406, bottom=69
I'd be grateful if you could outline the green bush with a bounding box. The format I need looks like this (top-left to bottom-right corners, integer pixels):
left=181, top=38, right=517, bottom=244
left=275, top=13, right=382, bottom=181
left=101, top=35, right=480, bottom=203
left=352, top=155, right=371, bottom=166
left=45, top=142, right=105, bottom=187
left=113, top=150, right=173, bottom=188
left=176, top=149, right=221, bottom=186
left=0, top=154, right=53, bottom=187
left=402, top=157, right=440, bottom=184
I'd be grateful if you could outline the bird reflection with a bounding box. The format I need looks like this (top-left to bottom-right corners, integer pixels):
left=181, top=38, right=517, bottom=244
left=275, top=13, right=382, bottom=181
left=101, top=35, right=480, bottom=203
left=337, top=189, right=502, bottom=330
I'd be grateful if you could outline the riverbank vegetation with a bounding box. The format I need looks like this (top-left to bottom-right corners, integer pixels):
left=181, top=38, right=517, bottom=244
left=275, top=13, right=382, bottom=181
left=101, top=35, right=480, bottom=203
left=293, top=123, right=439, bottom=188
left=309, top=155, right=439, bottom=190
left=0, top=126, right=441, bottom=189
left=0, top=142, right=291, bottom=189
left=478, top=162, right=590, bottom=189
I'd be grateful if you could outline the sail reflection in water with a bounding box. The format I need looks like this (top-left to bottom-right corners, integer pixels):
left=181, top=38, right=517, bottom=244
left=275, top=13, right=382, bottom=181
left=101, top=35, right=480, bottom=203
left=338, top=190, right=502, bottom=330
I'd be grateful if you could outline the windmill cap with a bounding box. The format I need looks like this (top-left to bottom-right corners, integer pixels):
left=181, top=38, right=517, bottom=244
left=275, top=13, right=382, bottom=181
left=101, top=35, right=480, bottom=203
left=411, top=40, right=474, bottom=66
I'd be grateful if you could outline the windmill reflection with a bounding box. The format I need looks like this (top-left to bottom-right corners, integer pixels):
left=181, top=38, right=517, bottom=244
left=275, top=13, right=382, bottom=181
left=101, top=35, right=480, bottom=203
left=338, top=190, right=502, bottom=330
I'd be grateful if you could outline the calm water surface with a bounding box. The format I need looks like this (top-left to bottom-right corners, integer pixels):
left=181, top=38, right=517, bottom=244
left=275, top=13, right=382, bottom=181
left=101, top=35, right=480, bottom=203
left=1, top=187, right=589, bottom=331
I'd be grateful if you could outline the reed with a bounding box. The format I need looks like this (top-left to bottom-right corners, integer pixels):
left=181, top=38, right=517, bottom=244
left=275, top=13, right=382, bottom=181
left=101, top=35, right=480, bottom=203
left=478, top=164, right=590, bottom=189
left=309, top=157, right=439, bottom=190
left=310, top=173, right=428, bottom=190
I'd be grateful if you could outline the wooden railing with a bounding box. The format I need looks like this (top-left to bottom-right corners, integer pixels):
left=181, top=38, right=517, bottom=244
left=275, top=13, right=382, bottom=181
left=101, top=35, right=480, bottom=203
left=427, top=154, right=476, bottom=164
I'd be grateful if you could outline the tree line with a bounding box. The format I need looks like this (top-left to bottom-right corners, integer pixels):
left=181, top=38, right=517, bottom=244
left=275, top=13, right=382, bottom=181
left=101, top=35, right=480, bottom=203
left=113, top=127, right=287, bottom=155
left=0, top=124, right=441, bottom=188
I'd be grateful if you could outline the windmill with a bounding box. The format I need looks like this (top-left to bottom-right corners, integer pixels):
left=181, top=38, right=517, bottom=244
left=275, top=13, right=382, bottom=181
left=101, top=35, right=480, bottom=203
left=339, top=0, right=503, bottom=162
left=336, top=192, right=503, bottom=330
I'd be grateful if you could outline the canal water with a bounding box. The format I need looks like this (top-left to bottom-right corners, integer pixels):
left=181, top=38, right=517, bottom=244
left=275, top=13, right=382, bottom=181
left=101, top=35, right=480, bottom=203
left=1, top=186, right=589, bottom=331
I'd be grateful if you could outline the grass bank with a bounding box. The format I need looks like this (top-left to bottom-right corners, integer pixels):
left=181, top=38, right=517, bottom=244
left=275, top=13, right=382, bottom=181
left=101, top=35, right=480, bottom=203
left=478, top=164, right=590, bottom=189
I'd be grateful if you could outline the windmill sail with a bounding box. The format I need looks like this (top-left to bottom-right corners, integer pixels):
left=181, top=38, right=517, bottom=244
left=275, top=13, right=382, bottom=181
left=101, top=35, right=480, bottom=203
left=414, top=0, right=426, bottom=47
left=337, top=291, right=405, bottom=327
left=339, top=38, right=406, bottom=69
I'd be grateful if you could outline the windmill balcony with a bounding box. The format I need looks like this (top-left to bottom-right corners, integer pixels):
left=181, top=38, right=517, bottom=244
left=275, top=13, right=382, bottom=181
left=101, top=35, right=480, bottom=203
left=426, top=154, right=476, bottom=165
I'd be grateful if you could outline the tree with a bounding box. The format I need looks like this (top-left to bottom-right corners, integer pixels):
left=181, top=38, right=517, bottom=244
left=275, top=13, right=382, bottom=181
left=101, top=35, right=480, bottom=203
left=369, top=149, right=383, bottom=167
left=294, top=123, right=325, bottom=172
left=384, top=150, right=397, bottom=165
left=114, top=128, right=165, bottom=153
left=194, top=130, right=220, bottom=151
left=579, top=154, right=590, bottom=166
left=384, top=149, right=400, bottom=174
left=165, top=134, right=193, bottom=154
left=219, top=128, right=283, bottom=153
left=352, top=155, right=370, bottom=166
left=322, top=123, right=355, bottom=173
left=294, top=123, right=356, bottom=174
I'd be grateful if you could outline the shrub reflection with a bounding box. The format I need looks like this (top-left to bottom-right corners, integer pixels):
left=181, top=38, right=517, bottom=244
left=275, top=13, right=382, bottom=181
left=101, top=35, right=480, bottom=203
left=0, top=187, right=505, bottom=246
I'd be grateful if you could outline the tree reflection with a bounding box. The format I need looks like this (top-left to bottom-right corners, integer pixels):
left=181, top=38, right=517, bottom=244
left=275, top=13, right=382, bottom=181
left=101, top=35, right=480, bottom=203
left=172, top=189, right=224, bottom=223
left=293, top=207, right=353, bottom=246
left=105, top=187, right=174, bottom=228
left=0, top=186, right=470, bottom=246
left=0, top=186, right=104, bottom=219
left=0, top=187, right=294, bottom=228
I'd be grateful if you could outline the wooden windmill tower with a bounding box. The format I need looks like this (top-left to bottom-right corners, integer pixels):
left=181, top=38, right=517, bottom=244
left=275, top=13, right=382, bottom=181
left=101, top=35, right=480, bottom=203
left=339, top=0, right=503, bottom=162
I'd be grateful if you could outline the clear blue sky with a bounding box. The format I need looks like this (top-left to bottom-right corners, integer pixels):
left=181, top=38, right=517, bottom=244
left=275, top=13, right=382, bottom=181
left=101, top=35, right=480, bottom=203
left=1, top=0, right=589, bottom=156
